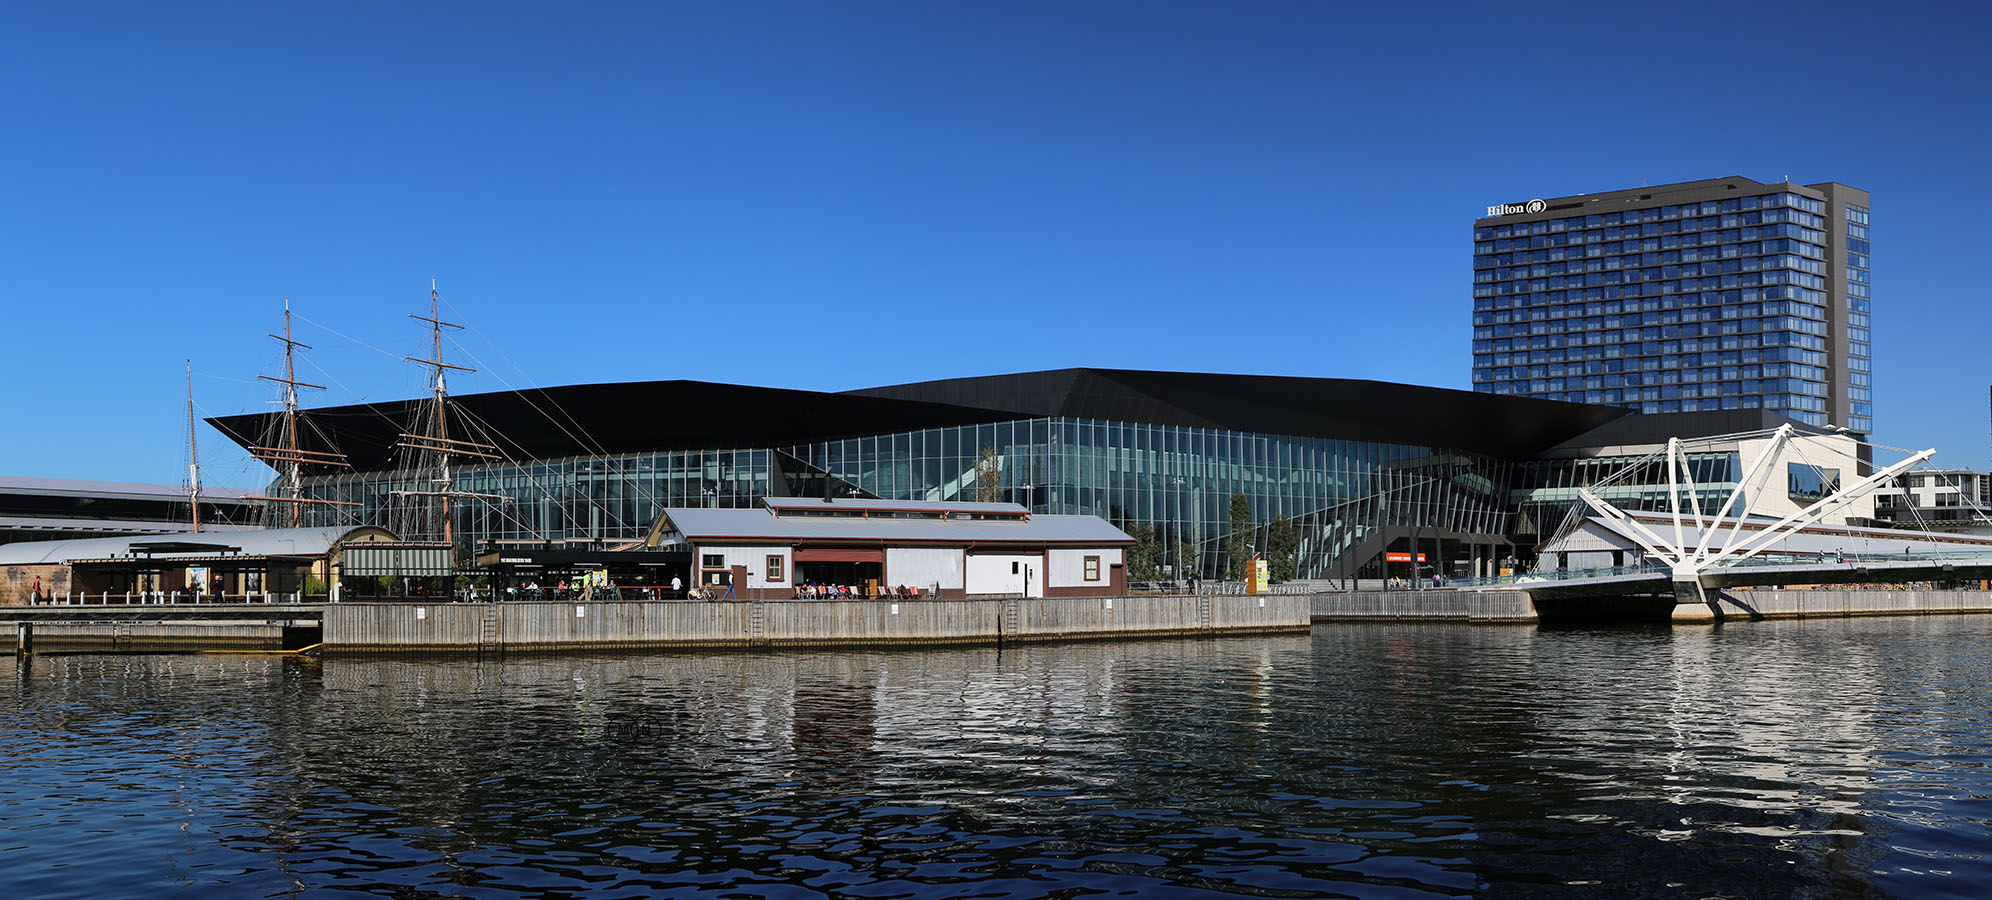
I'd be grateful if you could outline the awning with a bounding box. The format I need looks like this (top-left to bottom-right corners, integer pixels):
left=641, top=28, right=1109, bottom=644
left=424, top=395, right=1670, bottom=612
left=794, top=548, right=885, bottom=564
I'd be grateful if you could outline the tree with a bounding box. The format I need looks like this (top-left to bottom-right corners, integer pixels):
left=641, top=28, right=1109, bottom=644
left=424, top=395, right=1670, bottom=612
left=974, top=447, right=1002, bottom=502
left=1126, top=524, right=1162, bottom=582
left=1266, top=514, right=1298, bottom=583
left=1226, top=492, right=1254, bottom=580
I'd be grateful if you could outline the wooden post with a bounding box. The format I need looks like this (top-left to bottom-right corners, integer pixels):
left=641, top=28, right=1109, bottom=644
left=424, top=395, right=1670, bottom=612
left=14, top=622, right=29, bottom=655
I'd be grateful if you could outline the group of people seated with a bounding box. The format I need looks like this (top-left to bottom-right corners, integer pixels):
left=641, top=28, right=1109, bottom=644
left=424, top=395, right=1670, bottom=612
left=792, top=583, right=926, bottom=600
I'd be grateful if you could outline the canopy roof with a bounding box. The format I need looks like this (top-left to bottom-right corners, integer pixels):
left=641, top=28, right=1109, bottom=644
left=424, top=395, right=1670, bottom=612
left=0, top=525, right=396, bottom=565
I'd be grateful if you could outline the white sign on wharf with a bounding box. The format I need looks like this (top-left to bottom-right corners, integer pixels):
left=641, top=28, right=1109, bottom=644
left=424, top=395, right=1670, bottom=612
left=416, top=607, right=427, bottom=621
left=890, top=603, right=900, bottom=616
left=576, top=605, right=586, bottom=618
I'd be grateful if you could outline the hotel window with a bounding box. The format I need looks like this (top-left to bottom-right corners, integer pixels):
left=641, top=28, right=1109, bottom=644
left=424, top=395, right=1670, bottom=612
left=1084, top=556, right=1101, bottom=581
left=1789, top=463, right=1840, bottom=503
left=765, top=555, right=784, bottom=582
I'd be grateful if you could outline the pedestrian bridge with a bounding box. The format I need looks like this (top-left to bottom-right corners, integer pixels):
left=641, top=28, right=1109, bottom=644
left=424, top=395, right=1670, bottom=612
left=1448, top=550, right=1992, bottom=601
left=1479, top=423, right=1992, bottom=603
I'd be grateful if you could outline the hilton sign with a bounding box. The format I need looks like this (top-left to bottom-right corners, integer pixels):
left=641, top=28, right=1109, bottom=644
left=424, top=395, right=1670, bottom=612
left=1486, top=199, right=1546, bottom=217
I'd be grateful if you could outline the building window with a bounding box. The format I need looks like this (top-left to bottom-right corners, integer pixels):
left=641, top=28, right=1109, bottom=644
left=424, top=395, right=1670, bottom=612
left=701, top=553, right=725, bottom=569
left=1084, top=556, right=1101, bottom=581
left=765, top=555, right=784, bottom=582
left=1789, top=463, right=1840, bottom=504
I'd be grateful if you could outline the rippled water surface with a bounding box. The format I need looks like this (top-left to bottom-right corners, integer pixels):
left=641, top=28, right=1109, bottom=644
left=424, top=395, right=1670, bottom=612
left=7, top=618, right=1992, bottom=898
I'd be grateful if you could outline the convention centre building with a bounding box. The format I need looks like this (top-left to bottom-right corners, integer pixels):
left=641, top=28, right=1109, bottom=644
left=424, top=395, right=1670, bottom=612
left=209, top=368, right=1853, bottom=582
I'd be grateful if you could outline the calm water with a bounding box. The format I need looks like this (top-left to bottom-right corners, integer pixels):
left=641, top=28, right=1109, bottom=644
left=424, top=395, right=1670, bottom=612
left=6, top=619, right=1992, bottom=899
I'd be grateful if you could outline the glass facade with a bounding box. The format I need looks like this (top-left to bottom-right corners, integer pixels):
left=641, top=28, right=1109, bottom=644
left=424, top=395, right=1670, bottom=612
left=291, top=417, right=1521, bottom=579
left=1844, top=203, right=1874, bottom=433
left=1472, top=191, right=1836, bottom=427
left=1510, top=451, right=1741, bottom=545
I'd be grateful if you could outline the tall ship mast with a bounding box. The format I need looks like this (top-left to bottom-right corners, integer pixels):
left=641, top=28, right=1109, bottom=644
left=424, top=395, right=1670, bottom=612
left=246, top=301, right=356, bottom=525
left=391, top=281, right=505, bottom=546
left=186, top=360, right=202, bottom=533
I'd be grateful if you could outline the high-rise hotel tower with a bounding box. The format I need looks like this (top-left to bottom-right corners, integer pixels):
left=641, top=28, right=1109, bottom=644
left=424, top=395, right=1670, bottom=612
left=1471, top=176, right=1871, bottom=433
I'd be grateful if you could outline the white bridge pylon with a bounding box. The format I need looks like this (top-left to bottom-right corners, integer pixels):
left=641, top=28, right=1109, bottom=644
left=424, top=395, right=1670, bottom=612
left=1575, top=424, right=1936, bottom=582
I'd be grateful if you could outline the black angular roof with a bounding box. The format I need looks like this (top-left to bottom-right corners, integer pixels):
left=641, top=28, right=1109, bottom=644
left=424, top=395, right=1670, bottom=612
left=849, top=369, right=1629, bottom=460
left=210, top=369, right=1629, bottom=473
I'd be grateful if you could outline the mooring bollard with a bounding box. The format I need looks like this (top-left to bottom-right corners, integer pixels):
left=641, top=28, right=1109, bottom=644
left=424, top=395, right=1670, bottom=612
left=15, top=622, right=30, bottom=655
left=172, top=590, right=180, bottom=604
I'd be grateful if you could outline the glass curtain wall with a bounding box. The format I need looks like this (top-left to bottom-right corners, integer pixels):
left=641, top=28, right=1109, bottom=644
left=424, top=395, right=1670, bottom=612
left=786, top=417, right=1516, bottom=579
left=288, top=418, right=1519, bottom=578
left=293, top=449, right=774, bottom=546
left=1511, top=451, right=1741, bottom=547
left=1472, top=191, right=1834, bottom=426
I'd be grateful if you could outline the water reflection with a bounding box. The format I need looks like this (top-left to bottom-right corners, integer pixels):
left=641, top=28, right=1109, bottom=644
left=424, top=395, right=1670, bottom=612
left=5, top=619, right=1991, bottom=898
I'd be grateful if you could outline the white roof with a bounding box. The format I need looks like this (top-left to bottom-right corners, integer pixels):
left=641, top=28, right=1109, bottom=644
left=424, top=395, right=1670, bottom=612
left=0, top=525, right=388, bottom=565
left=0, top=475, right=255, bottom=502
left=762, top=497, right=1028, bottom=516
left=0, top=516, right=260, bottom=534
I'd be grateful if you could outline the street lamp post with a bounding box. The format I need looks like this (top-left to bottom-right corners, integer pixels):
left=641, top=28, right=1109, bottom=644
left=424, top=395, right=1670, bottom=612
left=1169, top=476, right=1187, bottom=591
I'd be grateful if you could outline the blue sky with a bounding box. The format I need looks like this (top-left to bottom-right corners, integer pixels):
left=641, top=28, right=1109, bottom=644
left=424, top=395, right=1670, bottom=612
left=3, top=1, right=1985, bottom=489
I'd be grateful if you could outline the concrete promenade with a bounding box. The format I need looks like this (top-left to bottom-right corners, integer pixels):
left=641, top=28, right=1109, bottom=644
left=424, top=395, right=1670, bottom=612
left=1675, top=588, right=1992, bottom=623
left=2, top=603, right=324, bottom=652
left=5, top=595, right=1310, bottom=653
left=1317, top=586, right=1992, bottom=625
left=322, top=594, right=1311, bottom=652
left=1312, top=590, right=1539, bottom=624
left=14, top=588, right=1992, bottom=652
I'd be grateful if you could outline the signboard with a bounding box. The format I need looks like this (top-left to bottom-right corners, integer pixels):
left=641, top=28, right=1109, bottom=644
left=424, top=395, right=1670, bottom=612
left=1246, top=558, right=1269, bottom=594
left=1384, top=552, right=1428, bottom=563
left=1485, top=199, right=1547, bottom=217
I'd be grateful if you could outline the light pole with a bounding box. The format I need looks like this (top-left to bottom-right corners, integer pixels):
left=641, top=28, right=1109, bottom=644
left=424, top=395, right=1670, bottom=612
left=701, top=487, right=716, bottom=509
left=1169, top=476, right=1187, bottom=590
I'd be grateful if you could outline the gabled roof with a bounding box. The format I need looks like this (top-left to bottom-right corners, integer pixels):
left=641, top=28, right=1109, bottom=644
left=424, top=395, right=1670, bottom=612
left=764, top=497, right=1027, bottom=516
